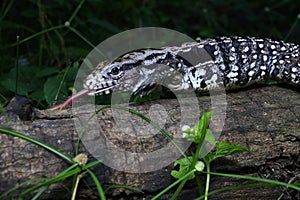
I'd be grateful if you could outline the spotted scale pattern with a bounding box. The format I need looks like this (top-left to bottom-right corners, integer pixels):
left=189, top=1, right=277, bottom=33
left=84, top=36, right=299, bottom=96
left=204, top=37, right=300, bottom=88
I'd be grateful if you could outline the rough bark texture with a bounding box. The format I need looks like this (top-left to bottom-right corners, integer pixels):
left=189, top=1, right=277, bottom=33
left=0, top=85, right=299, bottom=200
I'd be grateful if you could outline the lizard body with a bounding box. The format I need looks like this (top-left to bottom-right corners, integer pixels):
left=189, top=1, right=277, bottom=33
left=52, top=36, right=300, bottom=110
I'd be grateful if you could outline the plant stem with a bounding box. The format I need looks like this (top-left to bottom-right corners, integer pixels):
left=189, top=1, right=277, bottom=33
left=204, top=162, right=211, bottom=200
left=68, top=27, right=107, bottom=58
left=284, top=13, right=300, bottom=40
left=196, top=175, right=204, bottom=196
left=15, top=35, right=19, bottom=94
left=68, top=27, right=96, bottom=49
left=170, top=179, right=188, bottom=200
left=68, top=0, right=85, bottom=23
left=151, top=169, right=196, bottom=200
left=10, top=25, right=65, bottom=46
left=171, top=112, right=211, bottom=199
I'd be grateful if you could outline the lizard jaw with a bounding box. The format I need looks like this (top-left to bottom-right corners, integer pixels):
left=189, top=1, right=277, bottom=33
left=84, top=78, right=118, bottom=96
left=86, top=85, right=115, bottom=96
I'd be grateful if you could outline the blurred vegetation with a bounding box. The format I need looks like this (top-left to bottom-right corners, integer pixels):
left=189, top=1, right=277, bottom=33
left=0, top=0, right=299, bottom=108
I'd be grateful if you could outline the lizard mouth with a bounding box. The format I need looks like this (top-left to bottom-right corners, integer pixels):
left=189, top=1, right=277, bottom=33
left=86, top=80, right=117, bottom=96
left=87, top=86, right=114, bottom=96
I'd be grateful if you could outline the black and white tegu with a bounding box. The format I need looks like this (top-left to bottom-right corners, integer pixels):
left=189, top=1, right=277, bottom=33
left=52, top=36, right=300, bottom=110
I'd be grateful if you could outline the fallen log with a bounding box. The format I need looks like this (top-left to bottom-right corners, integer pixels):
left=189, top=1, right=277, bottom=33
left=0, top=85, right=299, bottom=199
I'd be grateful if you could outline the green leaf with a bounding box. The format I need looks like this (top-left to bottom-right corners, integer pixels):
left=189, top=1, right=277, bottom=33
left=36, top=67, right=59, bottom=78
left=202, top=152, right=215, bottom=164
left=194, top=111, right=212, bottom=143
left=43, top=75, right=67, bottom=103
left=64, top=65, right=79, bottom=82
left=30, top=90, right=45, bottom=101
left=182, top=111, right=213, bottom=144
left=0, top=78, right=28, bottom=96
left=205, top=129, right=216, bottom=145
left=171, top=156, right=194, bottom=180
left=214, top=142, right=249, bottom=159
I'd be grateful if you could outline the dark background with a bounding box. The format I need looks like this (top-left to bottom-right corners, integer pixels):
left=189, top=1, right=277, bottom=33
left=0, top=0, right=299, bottom=108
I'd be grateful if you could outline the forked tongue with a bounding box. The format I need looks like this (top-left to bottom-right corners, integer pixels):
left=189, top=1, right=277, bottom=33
left=50, top=89, right=90, bottom=110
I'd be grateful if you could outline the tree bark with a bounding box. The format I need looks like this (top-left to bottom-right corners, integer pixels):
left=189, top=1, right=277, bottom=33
left=0, top=85, right=299, bottom=199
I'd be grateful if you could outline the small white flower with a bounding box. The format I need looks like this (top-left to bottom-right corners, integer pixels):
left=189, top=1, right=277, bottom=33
left=181, top=125, right=190, bottom=132
left=195, top=161, right=205, bottom=171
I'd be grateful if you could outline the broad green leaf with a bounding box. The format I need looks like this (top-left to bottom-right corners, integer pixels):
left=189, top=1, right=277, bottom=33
left=214, top=142, right=249, bottom=159
left=205, top=129, right=216, bottom=145
left=202, top=152, right=215, bottom=164
left=36, top=67, right=59, bottom=78
left=43, top=76, right=67, bottom=103
left=0, top=78, right=28, bottom=96
left=171, top=156, right=194, bottom=180
left=64, top=66, right=79, bottom=82
left=30, top=90, right=45, bottom=102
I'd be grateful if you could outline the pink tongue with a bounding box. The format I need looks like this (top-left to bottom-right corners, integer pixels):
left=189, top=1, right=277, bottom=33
left=50, top=89, right=90, bottom=110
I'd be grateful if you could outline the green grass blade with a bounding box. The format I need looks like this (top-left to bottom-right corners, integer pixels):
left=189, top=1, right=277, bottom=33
left=205, top=171, right=300, bottom=191
left=0, top=127, right=73, bottom=163
left=10, top=25, right=65, bottom=46
left=0, top=0, right=15, bottom=22
left=86, top=169, right=106, bottom=200
left=3, top=172, right=70, bottom=198
left=68, top=0, right=85, bottom=23
left=68, top=27, right=96, bottom=49
left=284, top=13, right=300, bottom=40
left=19, top=164, right=80, bottom=198
left=82, top=159, right=102, bottom=170
left=0, top=177, right=48, bottom=198
left=195, top=183, right=284, bottom=200
left=151, top=169, right=196, bottom=200
left=31, top=186, right=48, bottom=200
left=95, top=105, right=188, bottom=159
left=54, top=64, right=70, bottom=101
left=0, top=93, right=7, bottom=102
left=104, top=185, right=143, bottom=194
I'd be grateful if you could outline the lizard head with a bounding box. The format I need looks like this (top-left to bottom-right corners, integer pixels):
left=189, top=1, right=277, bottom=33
left=83, top=49, right=191, bottom=96
left=83, top=61, right=127, bottom=96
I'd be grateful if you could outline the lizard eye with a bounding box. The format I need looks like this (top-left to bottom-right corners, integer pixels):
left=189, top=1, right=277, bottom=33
left=111, top=66, right=120, bottom=75
left=108, top=64, right=123, bottom=79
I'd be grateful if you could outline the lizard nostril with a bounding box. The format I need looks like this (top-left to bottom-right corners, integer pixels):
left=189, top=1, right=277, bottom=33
left=86, top=80, right=93, bottom=86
